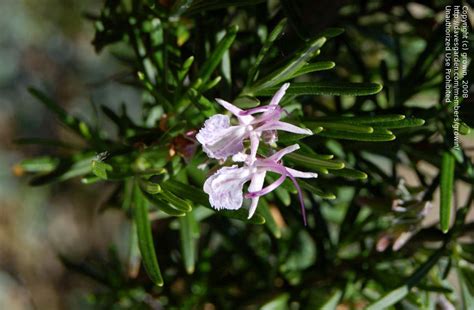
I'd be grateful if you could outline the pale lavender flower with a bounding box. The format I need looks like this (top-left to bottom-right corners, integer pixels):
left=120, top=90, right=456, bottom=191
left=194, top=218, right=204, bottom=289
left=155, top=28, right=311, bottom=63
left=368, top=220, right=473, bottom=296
left=196, top=83, right=312, bottom=161
left=203, top=144, right=317, bottom=223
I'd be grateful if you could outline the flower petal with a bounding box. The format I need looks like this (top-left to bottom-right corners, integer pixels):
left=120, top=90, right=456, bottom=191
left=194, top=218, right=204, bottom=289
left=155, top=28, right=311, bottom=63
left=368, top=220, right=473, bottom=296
left=285, top=167, right=318, bottom=179
left=247, top=170, right=266, bottom=218
left=249, top=131, right=260, bottom=164
left=196, top=114, right=247, bottom=159
left=269, top=83, right=290, bottom=106
left=246, top=165, right=286, bottom=198
left=196, top=114, right=230, bottom=145
left=259, top=120, right=312, bottom=135
left=204, top=166, right=251, bottom=211
left=269, top=144, right=300, bottom=161
left=216, top=98, right=254, bottom=124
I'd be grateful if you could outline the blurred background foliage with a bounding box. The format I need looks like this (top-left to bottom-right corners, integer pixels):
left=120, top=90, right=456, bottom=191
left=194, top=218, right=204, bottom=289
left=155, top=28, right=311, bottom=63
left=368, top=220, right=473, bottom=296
left=1, top=0, right=473, bottom=309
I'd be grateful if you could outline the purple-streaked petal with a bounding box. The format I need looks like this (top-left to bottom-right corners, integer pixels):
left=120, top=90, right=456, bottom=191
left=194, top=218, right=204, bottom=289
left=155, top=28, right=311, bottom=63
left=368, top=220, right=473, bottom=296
left=239, top=105, right=279, bottom=115
left=205, top=126, right=247, bottom=159
left=215, top=98, right=243, bottom=116
left=285, top=167, right=318, bottom=179
left=269, top=83, right=290, bottom=106
left=285, top=169, right=307, bottom=225
left=246, top=173, right=286, bottom=198
left=247, top=170, right=266, bottom=218
left=204, top=165, right=252, bottom=211
left=216, top=98, right=254, bottom=124
left=249, top=131, right=260, bottom=164
left=259, top=121, right=312, bottom=135
left=269, top=144, right=300, bottom=161
left=196, top=114, right=247, bottom=159
left=196, top=114, right=230, bottom=144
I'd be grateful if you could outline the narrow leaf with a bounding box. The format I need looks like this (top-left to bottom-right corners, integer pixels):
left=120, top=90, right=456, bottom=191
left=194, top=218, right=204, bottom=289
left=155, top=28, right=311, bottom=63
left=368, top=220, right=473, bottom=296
left=259, top=199, right=281, bottom=238
left=195, top=25, right=238, bottom=86
left=250, top=37, right=327, bottom=91
left=300, top=180, right=336, bottom=199
left=29, top=88, right=94, bottom=140
left=29, top=156, right=93, bottom=186
left=440, top=151, right=455, bottom=233
left=133, top=183, right=164, bottom=286
left=160, top=190, right=193, bottom=212
left=286, top=152, right=345, bottom=170
left=255, top=82, right=383, bottom=97
left=318, top=129, right=395, bottom=142
left=91, top=160, right=113, bottom=180
left=312, top=114, right=405, bottom=124
left=306, top=121, right=374, bottom=133
left=290, top=61, right=336, bottom=78
left=367, top=246, right=445, bottom=309
left=329, top=168, right=368, bottom=179
left=142, top=191, right=186, bottom=217
left=18, top=157, right=59, bottom=173
left=247, top=18, right=287, bottom=84
left=370, top=118, right=425, bottom=128
left=179, top=211, right=197, bottom=274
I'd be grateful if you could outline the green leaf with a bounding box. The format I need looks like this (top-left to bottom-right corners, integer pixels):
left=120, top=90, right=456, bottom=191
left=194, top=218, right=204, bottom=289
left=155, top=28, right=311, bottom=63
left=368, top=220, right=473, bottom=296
left=321, top=290, right=343, bottom=310
left=194, top=25, right=238, bottom=87
left=29, top=88, right=71, bottom=124
left=460, top=122, right=471, bottom=135
left=300, top=180, right=336, bottom=199
left=319, top=28, right=345, bottom=38
left=133, top=182, right=164, bottom=286
left=29, top=156, right=94, bottom=186
left=286, top=152, right=345, bottom=170
left=202, top=76, right=222, bottom=92
left=171, top=0, right=193, bottom=17
left=275, top=185, right=291, bottom=206
left=91, top=160, right=113, bottom=180
left=187, top=88, right=216, bottom=116
left=160, top=190, right=193, bottom=213
left=29, top=88, right=94, bottom=140
left=329, top=168, right=368, bottom=180
left=138, top=178, right=162, bottom=195
left=367, top=246, right=445, bottom=309
left=248, top=37, right=327, bottom=92
left=312, top=114, right=405, bottom=124
left=254, top=82, right=383, bottom=97
left=18, top=157, right=59, bottom=173
left=318, top=128, right=396, bottom=142
left=459, top=266, right=474, bottom=308
left=369, top=118, right=425, bottom=128
left=259, top=199, right=281, bottom=238
left=233, top=95, right=261, bottom=108
left=179, top=211, right=198, bottom=274
left=247, top=18, right=287, bottom=84
left=367, top=287, right=409, bottom=310
left=260, top=293, right=289, bottom=310
left=141, top=190, right=186, bottom=217
left=440, top=151, right=455, bottom=233
left=290, top=61, right=336, bottom=78
left=178, top=56, right=194, bottom=81
left=306, top=121, right=374, bottom=133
